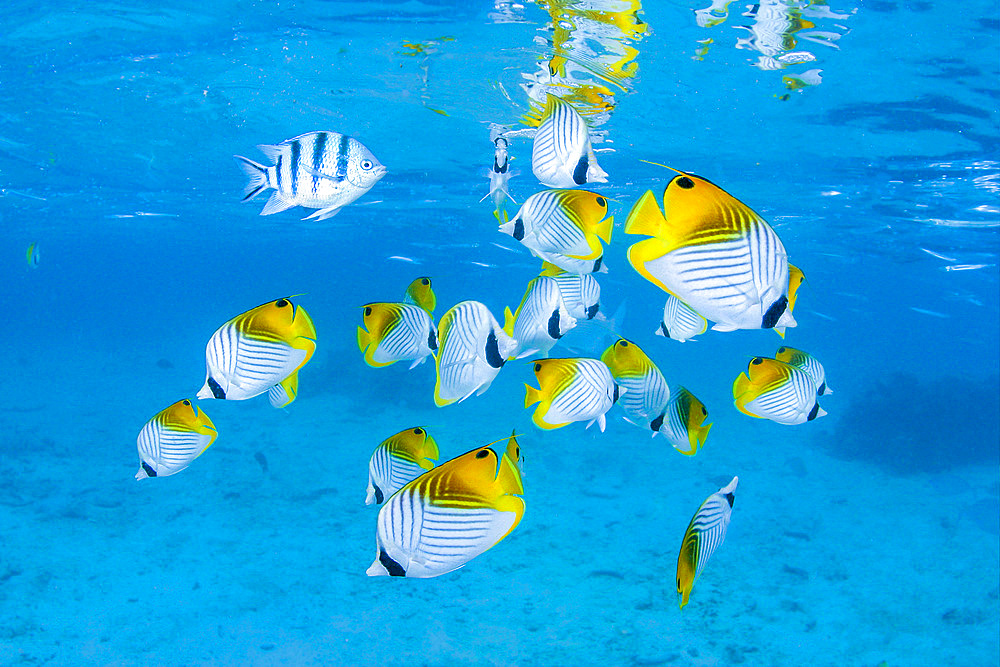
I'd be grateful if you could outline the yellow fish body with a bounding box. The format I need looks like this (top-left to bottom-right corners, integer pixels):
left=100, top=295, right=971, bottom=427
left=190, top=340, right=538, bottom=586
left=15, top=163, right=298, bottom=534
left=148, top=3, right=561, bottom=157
left=403, top=276, right=437, bottom=315
left=367, top=433, right=525, bottom=578
left=524, top=357, right=620, bottom=432
left=677, top=476, right=738, bottom=608
left=357, top=302, right=438, bottom=369
left=366, top=427, right=440, bottom=505
left=136, top=399, right=217, bottom=479
left=600, top=339, right=670, bottom=424
left=625, top=171, right=795, bottom=333
left=651, top=386, right=712, bottom=455
left=500, top=189, right=613, bottom=261
left=198, top=297, right=316, bottom=403
left=733, top=356, right=826, bottom=425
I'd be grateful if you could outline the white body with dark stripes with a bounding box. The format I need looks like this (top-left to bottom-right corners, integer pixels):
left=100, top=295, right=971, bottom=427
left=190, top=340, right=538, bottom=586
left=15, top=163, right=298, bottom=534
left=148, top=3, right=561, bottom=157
left=435, top=301, right=518, bottom=405
left=197, top=322, right=306, bottom=401
left=372, top=305, right=438, bottom=368
left=367, top=485, right=518, bottom=578
left=656, top=295, right=708, bottom=342
left=235, top=131, right=386, bottom=221
left=550, top=271, right=601, bottom=320
left=615, top=364, right=671, bottom=425
left=500, top=190, right=599, bottom=259
left=642, top=221, right=795, bottom=332
left=652, top=387, right=698, bottom=450
left=510, top=277, right=577, bottom=359
left=743, top=362, right=825, bottom=425
left=531, top=95, right=608, bottom=188
left=689, top=477, right=738, bottom=582
left=533, top=247, right=608, bottom=275
left=366, top=449, right=430, bottom=506
left=541, top=358, right=620, bottom=431
left=135, top=418, right=213, bottom=479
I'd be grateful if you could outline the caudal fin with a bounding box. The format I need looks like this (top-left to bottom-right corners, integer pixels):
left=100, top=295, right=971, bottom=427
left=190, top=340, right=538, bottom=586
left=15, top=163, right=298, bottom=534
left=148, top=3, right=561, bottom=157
left=234, top=155, right=270, bottom=201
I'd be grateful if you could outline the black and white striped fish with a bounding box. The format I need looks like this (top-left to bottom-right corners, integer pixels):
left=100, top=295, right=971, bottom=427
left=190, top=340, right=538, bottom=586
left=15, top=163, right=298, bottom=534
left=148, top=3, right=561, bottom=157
left=197, top=297, right=316, bottom=403
left=503, top=276, right=577, bottom=359
left=775, top=346, right=832, bottom=395
left=677, top=476, right=738, bottom=608
left=235, top=131, right=386, bottom=220
left=651, top=386, right=712, bottom=456
left=434, top=301, right=518, bottom=406
left=625, top=171, right=795, bottom=333
left=542, top=263, right=602, bottom=320
left=524, top=357, right=621, bottom=431
left=367, top=433, right=524, bottom=578
left=733, top=356, right=826, bottom=425
left=499, top=189, right=612, bottom=260
left=366, top=427, right=440, bottom=506
left=357, top=302, right=438, bottom=369
left=656, top=295, right=708, bottom=342
left=135, top=399, right=217, bottom=480
left=531, top=94, right=608, bottom=188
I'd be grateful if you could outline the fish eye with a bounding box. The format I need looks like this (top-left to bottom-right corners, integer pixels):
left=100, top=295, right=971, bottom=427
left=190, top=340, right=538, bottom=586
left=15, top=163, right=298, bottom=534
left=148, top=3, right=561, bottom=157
left=778, top=347, right=786, bottom=354
left=421, top=278, right=430, bottom=285
left=702, top=406, right=708, bottom=415
left=675, top=176, right=695, bottom=189
left=476, top=449, right=490, bottom=459
left=619, top=340, right=629, bottom=347
left=361, top=160, right=373, bottom=170
left=182, top=400, right=191, bottom=406
left=595, top=196, right=606, bottom=207
left=534, top=363, right=542, bottom=372
left=275, top=298, right=289, bottom=308
left=751, top=357, right=764, bottom=365
left=364, top=306, right=372, bottom=316
left=413, top=428, right=423, bottom=435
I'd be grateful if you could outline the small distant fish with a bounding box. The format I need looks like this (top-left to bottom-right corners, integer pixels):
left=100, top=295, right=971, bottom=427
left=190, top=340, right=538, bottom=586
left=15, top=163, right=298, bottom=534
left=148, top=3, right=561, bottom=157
left=499, top=189, right=613, bottom=260
left=197, top=297, right=316, bottom=403
left=534, top=247, right=608, bottom=275
left=388, top=255, right=419, bottom=264
left=775, top=346, right=831, bottom=395
left=909, top=307, right=949, bottom=318
left=531, top=94, right=608, bottom=188
left=135, top=399, right=217, bottom=480
left=26, top=242, right=39, bottom=269
left=402, top=276, right=437, bottom=315
left=920, top=248, right=958, bottom=262
left=524, top=357, right=621, bottom=431
left=480, top=134, right=517, bottom=211
left=732, top=356, right=825, bottom=425
left=625, top=168, right=795, bottom=333
left=434, top=301, right=518, bottom=406
left=677, top=476, right=738, bottom=608
left=367, top=432, right=524, bottom=578
left=656, top=295, right=707, bottom=342
left=357, top=303, right=438, bottom=369
left=541, top=263, right=602, bottom=320
left=945, top=264, right=990, bottom=272
left=503, top=276, right=577, bottom=359
left=366, top=426, right=440, bottom=505
left=651, top=386, right=712, bottom=455
left=600, top=339, right=670, bottom=425
left=235, top=131, right=386, bottom=220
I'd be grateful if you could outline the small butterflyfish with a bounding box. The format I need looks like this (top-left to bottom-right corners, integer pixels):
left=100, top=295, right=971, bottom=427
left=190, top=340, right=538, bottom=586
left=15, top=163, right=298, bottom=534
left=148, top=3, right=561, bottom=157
left=135, top=399, right=217, bottom=480
left=531, top=94, right=608, bottom=188
left=499, top=189, right=613, bottom=260
left=656, top=295, right=708, bottom=342
left=775, top=346, right=831, bottom=395
left=366, top=426, right=440, bottom=506
left=651, top=387, right=712, bottom=455
left=677, top=476, right=738, bottom=608
left=524, top=357, right=621, bottom=432
left=434, top=301, right=518, bottom=406
left=503, top=276, right=578, bottom=359
left=541, top=263, right=602, bottom=320
left=357, top=302, right=438, bottom=369
left=732, top=356, right=825, bottom=425
left=600, top=338, right=671, bottom=425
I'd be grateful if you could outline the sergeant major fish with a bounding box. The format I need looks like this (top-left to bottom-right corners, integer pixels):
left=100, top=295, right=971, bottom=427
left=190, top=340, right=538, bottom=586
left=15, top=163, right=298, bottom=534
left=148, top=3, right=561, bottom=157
left=235, top=131, right=386, bottom=220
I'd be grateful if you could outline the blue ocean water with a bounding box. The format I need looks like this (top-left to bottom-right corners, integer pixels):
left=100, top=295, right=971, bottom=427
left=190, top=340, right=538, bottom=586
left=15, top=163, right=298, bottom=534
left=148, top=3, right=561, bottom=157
left=1, top=0, right=998, bottom=665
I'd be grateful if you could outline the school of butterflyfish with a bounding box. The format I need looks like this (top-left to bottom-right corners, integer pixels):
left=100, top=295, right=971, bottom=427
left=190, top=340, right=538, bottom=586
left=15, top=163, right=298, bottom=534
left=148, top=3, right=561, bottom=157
left=130, top=2, right=836, bottom=600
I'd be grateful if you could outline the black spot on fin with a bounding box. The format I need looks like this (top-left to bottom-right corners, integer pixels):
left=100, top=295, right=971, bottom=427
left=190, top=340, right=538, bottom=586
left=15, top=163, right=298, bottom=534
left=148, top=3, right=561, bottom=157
left=807, top=403, right=820, bottom=421
left=762, top=295, right=788, bottom=329
left=485, top=330, right=505, bottom=369
left=373, top=484, right=384, bottom=505
left=724, top=492, right=735, bottom=508
left=612, top=383, right=620, bottom=404
left=207, top=376, right=226, bottom=399
left=428, top=328, right=438, bottom=352
left=650, top=413, right=664, bottom=432
left=547, top=309, right=562, bottom=340
left=573, top=154, right=589, bottom=185
left=513, top=219, right=525, bottom=241
left=379, top=548, right=406, bottom=577
left=141, top=461, right=157, bottom=477
left=659, top=322, right=670, bottom=338
left=586, top=304, right=599, bottom=320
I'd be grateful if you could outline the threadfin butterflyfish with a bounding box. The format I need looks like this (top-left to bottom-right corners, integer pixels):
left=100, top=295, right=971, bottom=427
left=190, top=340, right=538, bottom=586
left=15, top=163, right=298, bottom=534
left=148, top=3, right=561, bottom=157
left=677, top=476, right=738, bottom=608
left=656, top=295, right=708, bottom=342
left=503, top=276, right=577, bottom=359
left=366, top=427, right=440, bottom=506
left=434, top=301, right=518, bottom=406
left=235, top=131, right=386, bottom=221
left=732, top=356, right=826, bottom=425
left=531, top=94, right=608, bottom=188
left=524, top=357, right=621, bottom=431
left=499, top=189, right=613, bottom=260
left=624, top=170, right=795, bottom=333
left=197, top=297, right=316, bottom=403
left=775, top=346, right=831, bottom=395
left=541, top=263, right=602, bottom=320
left=26, top=242, right=40, bottom=269
left=135, top=399, right=217, bottom=480
left=357, top=302, right=438, bottom=369
left=600, top=339, right=670, bottom=425
left=367, top=432, right=525, bottom=578
left=403, top=276, right=437, bottom=315
left=651, top=387, right=712, bottom=455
